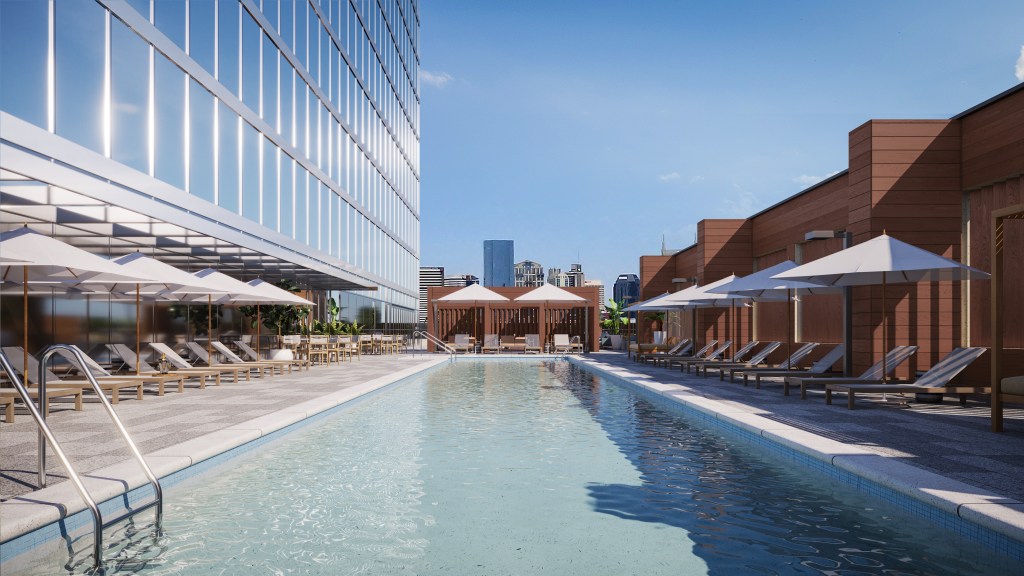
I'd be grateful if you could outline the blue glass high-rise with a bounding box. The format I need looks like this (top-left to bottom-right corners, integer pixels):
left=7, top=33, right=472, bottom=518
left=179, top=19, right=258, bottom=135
left=483, top=240, right=514, bottom=287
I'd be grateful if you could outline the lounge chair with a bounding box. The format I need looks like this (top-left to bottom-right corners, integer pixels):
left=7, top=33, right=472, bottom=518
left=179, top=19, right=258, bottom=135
left=699, top=342, right=783, bottom=378
left=688, top=340, right=762, bottom=376
left=185, top=342, right=274, bottom=377
left=524, top=334, right=543, bottom=354
left=0, top=388, right=84, bottom=422
left=51, top=345, right=187, bottom=396
left=107, top=343, right=219, bottom=387
left=553, top=334, right=583, bottom=354
left=2, top=346, right=144, bottom=404
left=448, top=334, right=473, bottom=354
left=149, top=342, right=246, bottom=383
left=638, top=339, right=692, bottom=364
left=481, top=334, right=501, bottom=353
left=732, top=343, right=834, bottom=386
left=235, top=340, right=310, bottom=370
left=210, top=341, right=287, bottom=375
left=825, top=347, right=988, bottom=409
left=654, top=340, right=718, bottom=368
left=786, top=345, right=919, bottom=399
left=676, top=340, right=732, bottom=372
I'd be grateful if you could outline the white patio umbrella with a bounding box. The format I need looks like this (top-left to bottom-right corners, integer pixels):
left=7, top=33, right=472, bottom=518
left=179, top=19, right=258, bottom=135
left=516, top=284, right=590, bottom=351
left=709, top=261, right=839, bottom=368
left=0, top=228, right=156, bottom=377
left=237, top=279, right=315, bottom=356
left=106, top=253, right=228, bottom=374
left=167, top=268, right=269, bottom=362
left=437, top=284, right=509, bottom=343
left=772, top=233, right=990, bottom=382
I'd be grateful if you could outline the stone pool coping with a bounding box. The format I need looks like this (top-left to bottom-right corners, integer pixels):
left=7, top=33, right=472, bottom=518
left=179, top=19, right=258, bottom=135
left=569, top=355, right=1024, bottom=551
left=0, top=356, right=451, bottom=549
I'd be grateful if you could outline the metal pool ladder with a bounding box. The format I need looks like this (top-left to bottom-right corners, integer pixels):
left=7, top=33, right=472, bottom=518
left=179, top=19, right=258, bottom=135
left=411, top=331, right=456, bottom=360
left=0, top=346, right=163, bottom=570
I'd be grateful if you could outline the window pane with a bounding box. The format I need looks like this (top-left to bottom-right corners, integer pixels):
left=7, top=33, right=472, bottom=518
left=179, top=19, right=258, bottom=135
left=295, top=81, right=306, bottom=156
left=280, top=57, right=293, bottom=141
left=321, top=184, right=330, bottom=255
left=263, top=0, right=278, bottom=32
left=262, top=141, right=278, bottom=230
left=218, top=100, right=239, bottom=213
left=241, top=121, right=260, bottom=222
left=262, top=35, right=278, bottom=129
left=280, top=155, right=293, bottom=237
left=189, top=80, right=215, bottom=202
left=295, top=169, right=307, bottom=243
left=218, top=0, right=239, bottom=96
left=280, top=0, right=293, bottom=52
left=241, top=8, right=260, bottom=108
left=154, top=54, right=185, bottom=189
left=55, top=0, right=105, bottom=153
left=154, top=0, right=185, bottom=51
left=0, top=0, right=48, bottom=127
left=111, top=18, right=149, bottom=173
left=189, top=0, right=216, bottom=76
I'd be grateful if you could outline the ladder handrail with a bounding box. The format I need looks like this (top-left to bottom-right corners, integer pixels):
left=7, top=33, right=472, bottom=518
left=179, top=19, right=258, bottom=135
left=0, top=350, right=106, bottom=567
left=411, top=330, right=456, bottom=359
left=37, top=345, right=164, bottom=569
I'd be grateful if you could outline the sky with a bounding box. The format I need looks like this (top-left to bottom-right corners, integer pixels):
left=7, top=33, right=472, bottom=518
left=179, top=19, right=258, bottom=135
left=417, top=0, right=1024, bottom=289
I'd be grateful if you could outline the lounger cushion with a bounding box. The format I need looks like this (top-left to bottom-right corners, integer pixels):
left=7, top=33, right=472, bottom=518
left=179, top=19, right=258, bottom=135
left=1003, top=375, right=1024, bottom=396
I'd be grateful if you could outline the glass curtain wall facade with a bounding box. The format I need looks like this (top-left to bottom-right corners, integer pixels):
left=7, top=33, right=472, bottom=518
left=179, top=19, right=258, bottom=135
left=0, top=0, right=419, bottom=328
left=483, top=240, right=513, bottom=287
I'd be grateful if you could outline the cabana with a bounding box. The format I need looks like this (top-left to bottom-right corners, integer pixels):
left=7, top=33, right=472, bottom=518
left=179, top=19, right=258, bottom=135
left=428, top=285, right=600, bottom=352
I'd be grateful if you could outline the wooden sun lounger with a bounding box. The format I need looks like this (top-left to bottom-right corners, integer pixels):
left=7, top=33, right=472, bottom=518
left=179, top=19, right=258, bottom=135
left=234, top=341, right=309, bottom=370
left=2, top=347, right=145, bottom=404
left=728, top=343, right=826, bottom=385
left=0, top=388, right=85, bottom=422
left=481, top=335, right=502, bottom=354
left=688, top=341, right=761, bottom=376
left=656, top=340, right=718, bottom=368
left=637, top=339, right=692, bottom=364
left=825, top=347, right=988, bottom=409
left=149, top=342, right=244, bottom=383
left=107, top=343, right=218, bottom=387
left=184, top=342, right=268, bottom=378
left=211, top=341, right=286, bottom=375
left=699, top=342, right=783, bottom=378
left=786, top=345, right=918, bottom=399
left=677, top=341, right=732, bottom=372
left=524, top=335, right=543, bottom=354
left=52, top=346, right=186, bottom=396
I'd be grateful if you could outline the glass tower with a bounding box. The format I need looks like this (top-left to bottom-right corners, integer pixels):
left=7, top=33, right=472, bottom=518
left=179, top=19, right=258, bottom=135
left=483, top=240, right=513, bottom=287
left=0, top=0, right=419, bottom=328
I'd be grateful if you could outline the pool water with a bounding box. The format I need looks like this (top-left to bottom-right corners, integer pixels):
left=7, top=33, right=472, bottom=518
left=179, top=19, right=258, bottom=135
left=14, top=360, right=1016, bottom=574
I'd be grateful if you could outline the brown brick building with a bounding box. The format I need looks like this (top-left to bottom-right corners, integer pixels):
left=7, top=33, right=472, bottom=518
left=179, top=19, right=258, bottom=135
left=639, top=84, right=1024, bottom=383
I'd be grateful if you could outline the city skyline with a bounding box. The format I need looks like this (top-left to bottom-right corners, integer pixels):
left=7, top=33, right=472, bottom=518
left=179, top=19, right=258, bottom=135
left=418, top=0, right=1024, bottom=287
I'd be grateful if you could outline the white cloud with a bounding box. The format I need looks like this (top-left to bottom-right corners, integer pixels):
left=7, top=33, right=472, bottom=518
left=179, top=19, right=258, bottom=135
left=657, top=171, right=681, bottom=182
left=689, top=175, right=705, bottom=184
left=723, top=181, right=760, bottom=217
left=420, top=70, right=454, bottom=88
left=792, top=170, right=840, bottom=187
left=1016, top=46, right=1024, bottom=82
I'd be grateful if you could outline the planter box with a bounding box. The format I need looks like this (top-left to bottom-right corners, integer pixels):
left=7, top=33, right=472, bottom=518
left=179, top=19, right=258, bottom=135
left=267, top=348, right=294, bottom=361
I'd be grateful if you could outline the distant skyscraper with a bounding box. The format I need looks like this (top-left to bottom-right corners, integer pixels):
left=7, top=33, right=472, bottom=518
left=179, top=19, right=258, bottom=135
left=613, top=274, right=640, bottom=305
left=584, top=280, right=605, bottom=308
left=418, top=267, right=444, bottom=326
left=514, top=260, right=545, bottom=287
left=483, top=240, right=514, bottom=287
left=566, top=263, right=585, bottom=288
left=546, top=267, right=562, bottom=285
left=444, top=274, right=480, bottom=287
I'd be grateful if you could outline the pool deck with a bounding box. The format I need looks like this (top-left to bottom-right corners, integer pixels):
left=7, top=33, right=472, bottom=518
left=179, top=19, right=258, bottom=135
left=3, top=350, right=1024, bottom=551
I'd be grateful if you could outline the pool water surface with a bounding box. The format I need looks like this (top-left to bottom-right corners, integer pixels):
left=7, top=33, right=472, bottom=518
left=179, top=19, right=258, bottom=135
left=13, top=360, right=1016, bottom=575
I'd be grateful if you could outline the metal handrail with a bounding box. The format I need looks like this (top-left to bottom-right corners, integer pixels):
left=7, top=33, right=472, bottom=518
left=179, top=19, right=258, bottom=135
left=34, top=345, right=164, bottom=569
left=411, top=330, right=456, bottom=360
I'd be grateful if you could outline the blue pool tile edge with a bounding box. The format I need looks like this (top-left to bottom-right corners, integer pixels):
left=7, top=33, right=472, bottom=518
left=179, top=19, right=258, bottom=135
left=567, top=356, right=1024, bottom=561
left=0, top=357, right=451, bottom=564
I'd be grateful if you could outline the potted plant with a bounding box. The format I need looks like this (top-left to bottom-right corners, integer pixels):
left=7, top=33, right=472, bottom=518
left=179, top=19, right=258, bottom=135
left=647, top=312, right=667, bottom=345
left=601, top=299, right=628, bottom=350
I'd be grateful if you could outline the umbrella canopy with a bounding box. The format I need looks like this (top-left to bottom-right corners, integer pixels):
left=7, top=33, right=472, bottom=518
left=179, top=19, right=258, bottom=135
left=710, top=261, right=837, bottom=298
left=772, top=234, right=990, bottom=382
left=108, top=252, right=227, bottom=297
left=515, top=283, right=586, bottom=302
left=663, top=275, right=740, bottom=306
left=623, top=292, right=678, bottom=313
left=0, top=228, right=156, bottom=285
left=171, top=268, right=267, bottom=302
left=437, top=283, right=509, bottom=303
left=770, top=234, right=990, bottom=286
left=242, top=278, right=315, bottom=306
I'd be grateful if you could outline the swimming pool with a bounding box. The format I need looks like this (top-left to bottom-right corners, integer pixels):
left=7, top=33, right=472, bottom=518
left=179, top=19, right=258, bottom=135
left=9, top=360, right=1017, bottom=574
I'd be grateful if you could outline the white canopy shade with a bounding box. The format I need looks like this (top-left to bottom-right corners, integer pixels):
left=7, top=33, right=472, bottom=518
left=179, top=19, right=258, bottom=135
left=242, top=278, right=315, bottom=306
left=623, top=292, right=676, bottom=312
left=0, top=228, right=155, bottom=284
left=771, top=234, right=991, bottom=286
left=661, top=276, right=738, bottom=307
left=437, top=283, right=509, bottom=302
left=709, top=261, right=839, bottom=298
left=107, top=252, right=227, bottom=297
left=515, top=283, right=586, bottom=302
left=172, top=268, right=269, bottom=303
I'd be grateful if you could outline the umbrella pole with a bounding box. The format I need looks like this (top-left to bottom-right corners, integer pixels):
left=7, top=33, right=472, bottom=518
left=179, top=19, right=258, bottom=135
left=136, top=284, right=141, bottom=375
left=257, top=305, right=261, bottom=357
left=208, top=295, right=213, bottom=363
left=881, top=272, right=887, bottom=384
left=787, top=289, right=793, bottom=370
left=23, top=267, right=28, bottom=392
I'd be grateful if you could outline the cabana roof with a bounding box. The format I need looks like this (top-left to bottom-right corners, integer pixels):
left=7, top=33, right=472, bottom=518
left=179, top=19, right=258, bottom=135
left=515, top=283, right=587, bottom=302
left=437, top=283, right=509, bottom=302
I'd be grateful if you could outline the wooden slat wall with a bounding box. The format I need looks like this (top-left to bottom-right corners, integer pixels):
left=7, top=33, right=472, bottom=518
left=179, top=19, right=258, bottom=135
left=639, top=255, right=676, bottom=300
left=961, top=88, right=1024, bottom=190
